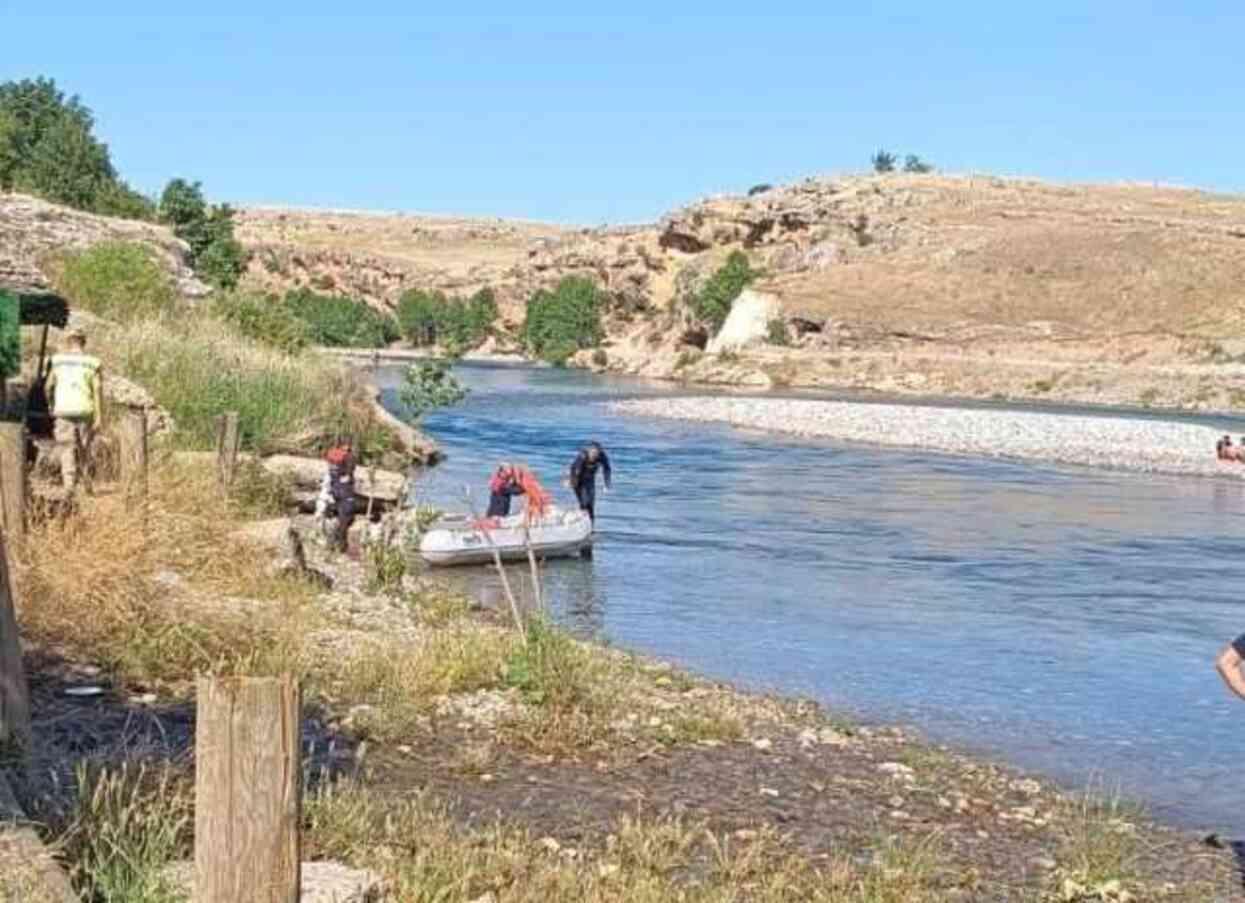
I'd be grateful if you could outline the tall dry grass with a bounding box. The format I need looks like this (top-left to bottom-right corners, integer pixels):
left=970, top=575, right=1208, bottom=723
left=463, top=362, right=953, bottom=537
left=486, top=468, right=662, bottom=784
left=15, top=456, right=318, bottom=687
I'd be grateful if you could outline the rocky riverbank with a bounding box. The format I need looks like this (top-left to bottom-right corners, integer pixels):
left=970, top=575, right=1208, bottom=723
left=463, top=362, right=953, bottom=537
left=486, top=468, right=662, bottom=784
left=612, top=395, right=1245, bottom=481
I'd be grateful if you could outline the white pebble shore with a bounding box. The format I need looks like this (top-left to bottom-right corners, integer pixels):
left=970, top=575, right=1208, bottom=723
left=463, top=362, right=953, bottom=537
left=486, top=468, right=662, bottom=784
left=611, top=397, right=1245, bottom=480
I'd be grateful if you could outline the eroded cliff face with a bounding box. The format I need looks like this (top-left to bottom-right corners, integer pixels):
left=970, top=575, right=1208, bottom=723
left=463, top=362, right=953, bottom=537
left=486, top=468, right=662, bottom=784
left=0, top=192, right=207, bottom=297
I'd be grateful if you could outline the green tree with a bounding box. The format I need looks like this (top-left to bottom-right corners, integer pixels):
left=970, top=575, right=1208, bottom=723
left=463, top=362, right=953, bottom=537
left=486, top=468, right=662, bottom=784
left=282, top=288, right=398, bottom=347
left=158, top=178, right=248, bottom=289
left=871, top=149, right=897, bottom=173
left=691, top=250, right=758, bottom=332
left=0, top=77, right=150, bottom=218
left=903, top=154, right=934, bottom=173
left=398, top=359, right=468, bottom=421
left=0, top=291, right=20, bottom=381
left=15, top=114, right=115, bottom=209
left=0, top=110, right=19, bottom=189
left=523, top=276, right=603, bottom=365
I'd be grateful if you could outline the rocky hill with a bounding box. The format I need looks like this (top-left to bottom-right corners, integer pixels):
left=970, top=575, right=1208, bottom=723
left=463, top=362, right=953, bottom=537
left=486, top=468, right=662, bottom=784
left=7, top=173, right=1245, bottom=411
left=231, top=175, right=1245, bottom=410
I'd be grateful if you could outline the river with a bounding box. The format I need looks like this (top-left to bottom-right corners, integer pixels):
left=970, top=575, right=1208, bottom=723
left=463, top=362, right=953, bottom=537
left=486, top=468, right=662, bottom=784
left=377, top=361, right=1245, bottom=832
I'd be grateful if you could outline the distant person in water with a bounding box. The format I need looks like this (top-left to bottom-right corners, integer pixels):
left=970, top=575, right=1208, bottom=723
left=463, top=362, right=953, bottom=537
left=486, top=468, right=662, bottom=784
left=567, top=441, right=612, bottom=523
left=1215, top=636, right=1245, bottom=701
left=487, top=462, right=524, bottom=517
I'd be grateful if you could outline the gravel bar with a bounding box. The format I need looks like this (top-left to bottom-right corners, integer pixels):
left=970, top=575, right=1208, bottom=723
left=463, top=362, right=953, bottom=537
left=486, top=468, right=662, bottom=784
left=611, top=396, right=1245, bottom=480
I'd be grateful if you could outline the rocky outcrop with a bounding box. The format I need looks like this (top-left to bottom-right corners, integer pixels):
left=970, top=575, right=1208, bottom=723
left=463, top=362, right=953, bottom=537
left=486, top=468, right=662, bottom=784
left=0, top=192, right=208, bottom=297
left=707, top=290, right=781, bottom=354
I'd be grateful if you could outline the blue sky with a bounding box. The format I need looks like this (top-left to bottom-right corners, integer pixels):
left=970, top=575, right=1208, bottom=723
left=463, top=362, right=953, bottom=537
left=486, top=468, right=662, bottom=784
left=1, top=3, right=1241, bottom=222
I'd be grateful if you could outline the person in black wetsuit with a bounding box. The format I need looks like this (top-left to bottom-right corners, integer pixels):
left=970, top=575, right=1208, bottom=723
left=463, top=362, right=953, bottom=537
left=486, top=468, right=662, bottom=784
left=567, top=441, right=612, bottom=523
left=486, top=463, right=524, bottom=517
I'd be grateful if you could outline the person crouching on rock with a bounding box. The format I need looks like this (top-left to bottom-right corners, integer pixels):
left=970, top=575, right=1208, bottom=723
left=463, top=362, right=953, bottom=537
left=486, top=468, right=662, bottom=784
left=325, top=439, right=357, bottom=556
left=487, top=462, right=524, bottom=517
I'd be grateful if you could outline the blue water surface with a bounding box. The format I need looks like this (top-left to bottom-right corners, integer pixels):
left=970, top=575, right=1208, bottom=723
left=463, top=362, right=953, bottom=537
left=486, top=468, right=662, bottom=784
left=380, top=362, right=1245, bottom=831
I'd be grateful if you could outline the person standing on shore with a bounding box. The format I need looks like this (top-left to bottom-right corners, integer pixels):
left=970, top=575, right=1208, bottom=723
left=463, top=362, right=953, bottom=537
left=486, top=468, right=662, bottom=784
left=44, top=330, right=103, bottom=494
left=325, top=439, right=357, bottom=556
left=567, top=441, right=612, bottom=523
left=1214, top=637, right=1245, bottom=700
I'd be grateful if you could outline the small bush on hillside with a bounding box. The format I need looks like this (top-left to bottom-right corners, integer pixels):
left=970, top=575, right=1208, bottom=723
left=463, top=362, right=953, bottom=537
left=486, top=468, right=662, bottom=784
left=398, top=359, right=468, bottom=421
left=871, top=149, right=897, bottom=173
left=747, top=183, right=773, bottom=196
left=766, top=317, right=789, bottom=346
left=523, top=276, right=603, bottom=365
left=213, top=292, right=311, bottom=354
left=904, top=154, right=934, bottom=174
left=397, top=287, right=497, bottom=355
left=282, top=288, right=399, bottom=348
left=158, top=178, right=248, bottom=289
left=691, top=250, right=758, bottom=332
left=54, top=241, right=176, bottom=322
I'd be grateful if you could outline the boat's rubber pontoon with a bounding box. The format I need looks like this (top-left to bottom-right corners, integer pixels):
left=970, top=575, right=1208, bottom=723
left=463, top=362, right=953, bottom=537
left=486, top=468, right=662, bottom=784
left=418, top=506, right=593, bottom=566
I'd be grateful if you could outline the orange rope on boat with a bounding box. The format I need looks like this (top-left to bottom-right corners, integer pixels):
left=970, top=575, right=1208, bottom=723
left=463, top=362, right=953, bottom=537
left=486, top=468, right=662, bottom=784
left=515, top=467, right=551, bottom=522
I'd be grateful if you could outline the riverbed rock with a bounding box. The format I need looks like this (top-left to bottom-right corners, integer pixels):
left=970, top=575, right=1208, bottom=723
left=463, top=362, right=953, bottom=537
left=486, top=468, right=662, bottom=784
left=262, top=454, right=406, bottom=507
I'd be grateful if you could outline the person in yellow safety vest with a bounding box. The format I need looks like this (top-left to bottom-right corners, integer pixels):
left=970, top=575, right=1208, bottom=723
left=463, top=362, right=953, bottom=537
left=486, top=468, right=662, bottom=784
left=44, top=330, right=104, bottom=492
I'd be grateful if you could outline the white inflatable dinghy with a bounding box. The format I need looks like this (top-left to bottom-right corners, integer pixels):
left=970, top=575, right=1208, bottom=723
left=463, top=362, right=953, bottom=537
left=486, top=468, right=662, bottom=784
left=419, top=506, right=593, bottom=566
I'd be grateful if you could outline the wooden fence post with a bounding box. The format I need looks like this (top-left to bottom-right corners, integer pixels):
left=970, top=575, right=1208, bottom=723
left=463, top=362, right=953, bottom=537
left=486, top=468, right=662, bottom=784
left=215, top=412, right=240, bottom=489
left=194, top=675, right=301, bottom=903
left=119, top=407, right=148, bottom=501
left=0, top=531, right=30, bottom=752
left=0, top=424, right=25, bottom=545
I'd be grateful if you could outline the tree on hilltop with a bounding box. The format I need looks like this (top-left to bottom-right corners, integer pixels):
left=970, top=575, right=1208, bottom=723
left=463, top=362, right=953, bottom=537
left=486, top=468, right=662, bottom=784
left=871, top=149, right=897, bottom=173
left=903, top=154, right=934, bottom=173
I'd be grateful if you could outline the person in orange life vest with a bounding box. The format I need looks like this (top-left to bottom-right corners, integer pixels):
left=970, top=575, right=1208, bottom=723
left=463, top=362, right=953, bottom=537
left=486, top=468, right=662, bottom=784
left=44, top=330, right=104, bottom=493
left=487, top=462, right=525, bottom=517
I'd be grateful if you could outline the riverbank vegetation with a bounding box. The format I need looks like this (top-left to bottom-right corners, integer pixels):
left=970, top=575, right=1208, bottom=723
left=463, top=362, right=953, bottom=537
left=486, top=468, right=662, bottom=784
left=398, top=286, right=497, bottom=355
left=690, top=250, right=759, bottom=331
left=523, top=275, right=604, bottom=364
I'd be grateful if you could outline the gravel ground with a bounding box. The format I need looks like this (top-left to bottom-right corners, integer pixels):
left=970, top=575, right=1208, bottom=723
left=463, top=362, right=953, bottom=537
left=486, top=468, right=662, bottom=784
left=611, top=397, right=1245, bottom=480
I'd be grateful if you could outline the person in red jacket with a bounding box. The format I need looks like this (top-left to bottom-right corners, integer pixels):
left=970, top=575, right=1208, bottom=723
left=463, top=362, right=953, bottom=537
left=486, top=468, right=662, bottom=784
left=325, top=440, right=357, bottom=555
left=487, top=462, right=524, bottom=517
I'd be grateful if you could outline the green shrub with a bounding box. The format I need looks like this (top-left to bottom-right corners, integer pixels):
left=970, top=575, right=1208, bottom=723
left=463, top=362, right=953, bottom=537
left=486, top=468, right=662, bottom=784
left=904, top=154, right=934, bottom=173
left=212, top=292, right=311, bottom=354
left=54, top=241, right=176, bottom=322
left=872, top=149, right=897, bottom=173
left=397, top=287, right=496, bottom=354
left=691, top=250, right=758, bottom=332
left=0, top=292, right=19, bottom=380
left=398, top=359, right=468, bottom=421
left=523, top=276, right=603, bottom=365
left=282, top=288, right=399, bottom=348
left=766, top=317, right=789, bottom=346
